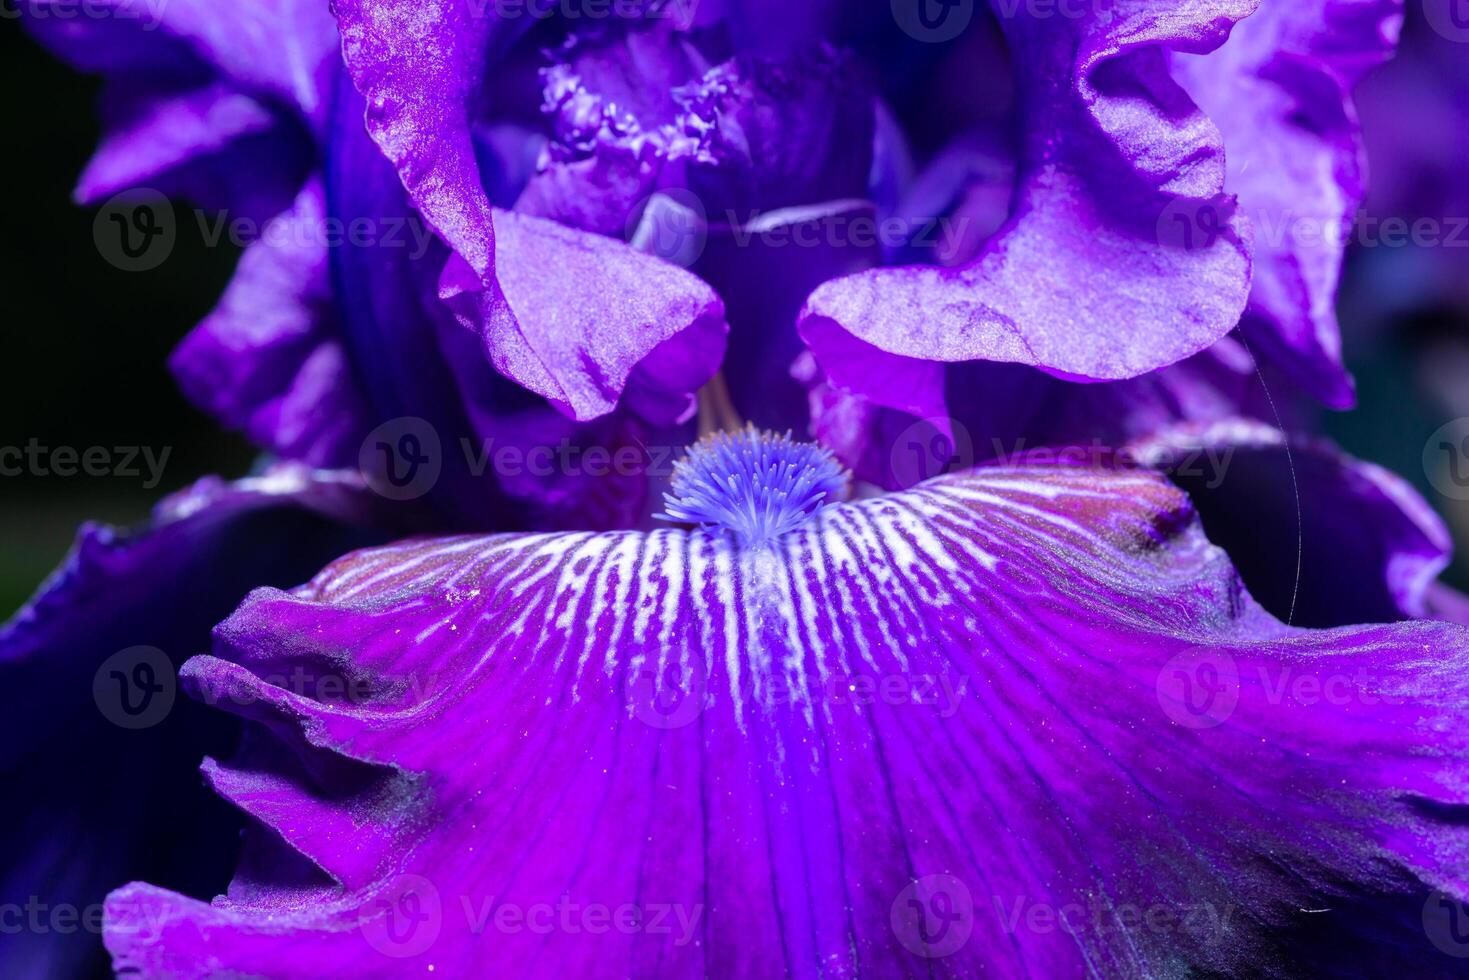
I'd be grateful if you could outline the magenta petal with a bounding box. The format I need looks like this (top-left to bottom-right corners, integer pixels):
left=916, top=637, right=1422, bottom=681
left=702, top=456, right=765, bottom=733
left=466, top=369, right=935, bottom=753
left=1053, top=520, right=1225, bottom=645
left=1174, top=0, right=1406, bottom=407
left=105, top=467, right=1469, bottom=975
left=798, top=0, right=1256, bottom=407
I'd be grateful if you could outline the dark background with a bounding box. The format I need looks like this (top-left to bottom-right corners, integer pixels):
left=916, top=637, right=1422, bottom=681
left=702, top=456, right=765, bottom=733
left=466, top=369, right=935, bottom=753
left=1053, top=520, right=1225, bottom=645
left=1, top=10, right=1465, bottom=624
left=0, top=19, right=257, bottom=617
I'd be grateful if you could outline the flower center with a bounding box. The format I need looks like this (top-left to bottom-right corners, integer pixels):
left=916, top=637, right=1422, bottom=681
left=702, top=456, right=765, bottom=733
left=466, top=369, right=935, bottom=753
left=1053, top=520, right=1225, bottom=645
left=658, top=427, right=850, bottom=546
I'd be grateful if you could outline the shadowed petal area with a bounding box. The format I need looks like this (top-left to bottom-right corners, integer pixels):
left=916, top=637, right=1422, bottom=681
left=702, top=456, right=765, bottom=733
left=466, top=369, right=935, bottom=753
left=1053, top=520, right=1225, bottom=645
left=0, top=466, right=387, bottom=977
left=1173, top=0, right=1405, bottom=407
left=26, top=0, right=341, bottom=124
left=798, top=0, right=1257, bottom=405
left=24, top=0, right=336, bottom=219
left=795, top=336, right=1262, bottom=490
left=104, top=466, right=1469, bottom=976
left=27, top=0, right=369, bottom=470
left=171, top=180, right=374, bottom=467
left=1129, top=419, right=1453, bottom=627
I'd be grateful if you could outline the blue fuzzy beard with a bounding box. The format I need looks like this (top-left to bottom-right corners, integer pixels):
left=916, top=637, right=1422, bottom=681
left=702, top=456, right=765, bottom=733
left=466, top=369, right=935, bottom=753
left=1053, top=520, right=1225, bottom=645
left=657, top=427, right=850, bottom=546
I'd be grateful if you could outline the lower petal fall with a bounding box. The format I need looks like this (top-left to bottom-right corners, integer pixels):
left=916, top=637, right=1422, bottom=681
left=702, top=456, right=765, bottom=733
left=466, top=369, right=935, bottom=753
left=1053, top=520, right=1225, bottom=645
left=104, top=463, right=1469, bottom=976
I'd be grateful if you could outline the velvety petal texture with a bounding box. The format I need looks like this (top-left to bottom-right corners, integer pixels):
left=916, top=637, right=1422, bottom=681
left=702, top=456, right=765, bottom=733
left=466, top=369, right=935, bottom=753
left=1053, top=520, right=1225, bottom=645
left=0, top=466, right=387, bottom=976
left=798, top=0, right=1257, bottom=408
left=1174, top=0, right=1406, bottom=407
left=445, top=208, right=729, bottom=425
left=106, top=465, right=1469, bottom=976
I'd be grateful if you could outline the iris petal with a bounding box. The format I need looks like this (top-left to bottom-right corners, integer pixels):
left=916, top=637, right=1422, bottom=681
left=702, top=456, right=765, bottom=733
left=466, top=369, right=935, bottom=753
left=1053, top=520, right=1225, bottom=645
left=103, top=465, right=1469, bottom=975
left=0, top=466, right=387, bottom=975
left=798, top=0, right=1257, bottom=398
left=1173, top=0, right=1406, bottom=407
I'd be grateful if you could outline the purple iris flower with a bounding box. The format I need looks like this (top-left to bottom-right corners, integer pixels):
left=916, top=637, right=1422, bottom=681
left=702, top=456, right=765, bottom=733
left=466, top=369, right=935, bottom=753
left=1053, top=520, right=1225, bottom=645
left=6, top=0, right=1469, bottom=975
